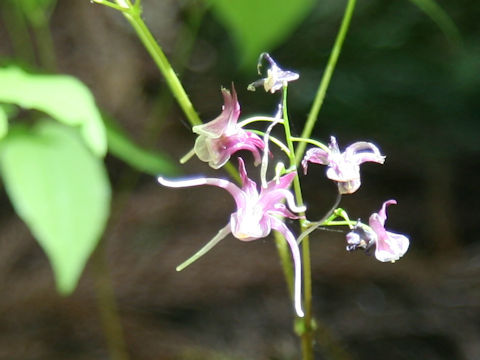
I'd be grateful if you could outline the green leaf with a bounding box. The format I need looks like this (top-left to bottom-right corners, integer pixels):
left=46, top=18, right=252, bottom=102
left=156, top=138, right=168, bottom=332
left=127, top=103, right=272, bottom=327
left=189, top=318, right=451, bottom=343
left=408, top=0, right=461, bottom=44
left=0, top=107, right=8, bottom=140
left=209, top=0, right=316, bottom=68
left=0, top=66, right=107, bottom=156
left=105, top=116, right=179, bottom=176
left=0, top=121, right=111, bottom=294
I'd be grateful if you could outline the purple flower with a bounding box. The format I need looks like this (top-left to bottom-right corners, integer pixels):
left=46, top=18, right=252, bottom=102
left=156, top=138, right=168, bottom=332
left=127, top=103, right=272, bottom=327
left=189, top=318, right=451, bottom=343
left=346, top=200, right=409, bottom=262
left=157, top=158, right=306, bottom=317
left=247, top=53, right=299, bottom=93
left=192, top=86, right=264, bottom=169
left=302, top=136, right=385, bottom=194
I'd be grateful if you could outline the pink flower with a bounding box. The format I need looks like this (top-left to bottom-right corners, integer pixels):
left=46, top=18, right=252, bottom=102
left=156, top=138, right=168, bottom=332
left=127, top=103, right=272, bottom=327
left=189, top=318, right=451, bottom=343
left=158, top=158, right=306, bottom=317
left=346, top=200, right=409, bottom=262
left=302, top=136, right=385, bottom=194
left=193, top=86, right=264, bottom=169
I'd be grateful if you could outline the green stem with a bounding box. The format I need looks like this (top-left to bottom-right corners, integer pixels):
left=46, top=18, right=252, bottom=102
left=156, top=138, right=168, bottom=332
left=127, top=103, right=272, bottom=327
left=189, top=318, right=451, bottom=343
left=113, top=0, right=202, bottom=127
left=279, top=87, right=314, bottom=360
left=2, top=3, right=36, bottom=65
left=143, top=0, right=208, bottom=143
left=295, top=0, right=357, bottom=165
left=30, top=9, right=57, bottom=71
left=237, top=116, right=280, bottom=127
left=291, top=137, right=329, bottom=152
left=248, top=129, right=291, bottom=155
left=92, top=239, right=130, bottom=360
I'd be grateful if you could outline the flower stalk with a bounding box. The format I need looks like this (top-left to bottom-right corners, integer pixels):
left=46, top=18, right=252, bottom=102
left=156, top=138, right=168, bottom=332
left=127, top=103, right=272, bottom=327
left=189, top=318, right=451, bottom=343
left=295, top=0, right=358, bottom=166
left=94, top=0, right=203, bottom=127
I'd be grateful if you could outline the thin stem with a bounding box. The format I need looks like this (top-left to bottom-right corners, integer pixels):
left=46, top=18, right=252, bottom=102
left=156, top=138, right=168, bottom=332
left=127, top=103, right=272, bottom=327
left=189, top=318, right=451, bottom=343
left=295, top=0, right=357, bottom=165
left=92, top=239, right=130, bottom=360
left=248, top=129, right=291, bottom=155
left=278, top=86, right=314, bottom=360
left=2, top=3, right=36, bottom=64
left=291, top=136, right=329, bottom=152
left=237, top=116, right=281, bottom=128
left=297, top=193, right=342, bottom=244
left=274, top=231, right=295, bottom=303
left=30, top=8, right=57, bottom=71
left=142, top=0, right=208, bottom=143
left=113, top=0, right=202, bottom=127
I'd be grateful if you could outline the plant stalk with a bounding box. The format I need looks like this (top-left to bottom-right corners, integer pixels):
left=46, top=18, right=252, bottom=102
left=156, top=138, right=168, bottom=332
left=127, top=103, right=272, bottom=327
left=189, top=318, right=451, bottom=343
left=92, top=239, right=130, bottom=360
left=113, top=0, right=202, bottom=127
left=295, top=0, right=357, bottom=165
left=279, top=87, right=314, bottom=360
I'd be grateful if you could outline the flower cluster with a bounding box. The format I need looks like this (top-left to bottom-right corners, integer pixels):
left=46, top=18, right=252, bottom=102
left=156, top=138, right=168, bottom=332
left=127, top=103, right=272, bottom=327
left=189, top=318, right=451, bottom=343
left=157, top=54, right=410, bottom=318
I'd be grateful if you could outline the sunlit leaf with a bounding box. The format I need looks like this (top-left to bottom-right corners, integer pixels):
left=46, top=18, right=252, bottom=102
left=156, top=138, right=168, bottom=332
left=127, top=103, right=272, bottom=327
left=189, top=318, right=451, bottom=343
left=0, top=66, right=107, bottom=156
left=209, top=0, right=316, bottom=68
left=105, top=116, right=179, bottom=176
left=0, top=121, right=111, bottom=294
left=0, top=107, right=8, bottom=140
left=408, top=0, right=461, bottom=44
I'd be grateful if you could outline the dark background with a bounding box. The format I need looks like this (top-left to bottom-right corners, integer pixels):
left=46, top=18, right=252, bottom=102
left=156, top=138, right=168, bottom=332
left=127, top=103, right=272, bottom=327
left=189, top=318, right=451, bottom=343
left=0, top=0, right=479, bottom=359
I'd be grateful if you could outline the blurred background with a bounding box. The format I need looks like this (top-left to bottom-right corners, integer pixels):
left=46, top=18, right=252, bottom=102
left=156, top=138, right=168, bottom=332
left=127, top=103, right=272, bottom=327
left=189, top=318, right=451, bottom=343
left=0, top=0, right=479, bottom=359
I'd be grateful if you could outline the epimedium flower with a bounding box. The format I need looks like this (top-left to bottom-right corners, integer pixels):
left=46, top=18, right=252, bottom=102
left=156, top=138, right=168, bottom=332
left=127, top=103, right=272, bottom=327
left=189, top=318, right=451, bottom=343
left=247, top=52, right=299, bottom=94
left=192, top=85, right=265, bottom=169
left=346, top=200, right=409, bottom=262
left=157, top=158, right=306, bottom=317
left=302, top=136, right=385, bottom=194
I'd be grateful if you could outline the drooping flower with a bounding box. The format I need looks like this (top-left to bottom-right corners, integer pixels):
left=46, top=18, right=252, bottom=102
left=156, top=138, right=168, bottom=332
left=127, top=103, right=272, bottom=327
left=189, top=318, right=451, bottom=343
left=192, top=86, right=264, bottom=169
left=346, top=200, right=409, bottom=262
left=302, top=136, right=385, bottom=194
left=157, top=158, right=306, bottom=317
left=247, top=52, right=299, bottom=93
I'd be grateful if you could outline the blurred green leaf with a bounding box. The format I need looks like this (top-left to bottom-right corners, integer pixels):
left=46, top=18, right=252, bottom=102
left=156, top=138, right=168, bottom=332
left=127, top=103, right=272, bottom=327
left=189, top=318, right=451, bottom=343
left=0, top=66, right=107, bottom=156
left=105, top=116, right=179, bottom=176
left=6, top=0, right=56, bottom=25
left=209, top=0, right=316, bottom=68
left=0, top=121, right=111, bottom=294
left=408, top=0, right=461, bottom=44
left=0, top=107, right=8, bottom=140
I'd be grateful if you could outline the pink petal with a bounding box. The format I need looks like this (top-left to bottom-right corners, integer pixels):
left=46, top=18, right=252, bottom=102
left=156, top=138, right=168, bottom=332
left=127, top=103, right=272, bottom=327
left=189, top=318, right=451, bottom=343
left=302, top=148, right=330, bottom=174
left=237, top=158, right=258, bottom=200
left=375, top=231, right=410, bottom=262
left=378, top=199, right=397, bottom=226
left=157, top=175, right=245, bottom=209
left=344, top=141, right=385, bottom=166
left=230, top=208, right=271, bottom=241
left=270, top=217, right=304, bottom=317
left=192, top=86, right=240, bottom=138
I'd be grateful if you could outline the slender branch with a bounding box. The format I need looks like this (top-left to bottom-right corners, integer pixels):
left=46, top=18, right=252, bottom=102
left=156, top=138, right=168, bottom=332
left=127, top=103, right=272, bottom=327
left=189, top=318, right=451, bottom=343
left=297, top=193, right=342, bottom=244
left=2, top=3, right=36, bottom=64
left=112, top=0, right=202, bottom=127
left=30, top=6, right=57, bottom=71
left=248, top=129, right=291, bottom=155
left=291, top=137, right=329, bottom=152
left=277, top=86, right=315, bottom=360
left=92, top=239, right=130, bottom=360
left=295, top=0, right=357, bottom=165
